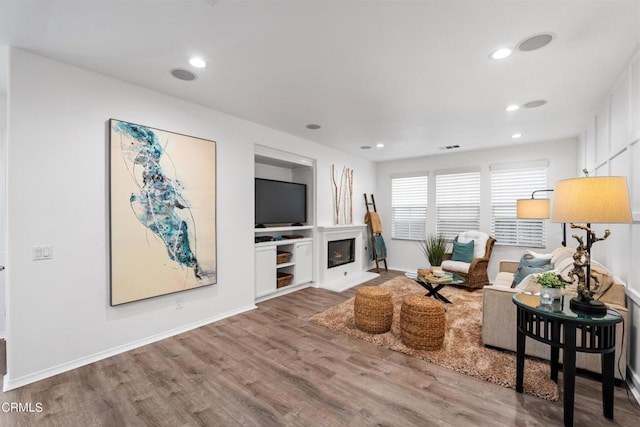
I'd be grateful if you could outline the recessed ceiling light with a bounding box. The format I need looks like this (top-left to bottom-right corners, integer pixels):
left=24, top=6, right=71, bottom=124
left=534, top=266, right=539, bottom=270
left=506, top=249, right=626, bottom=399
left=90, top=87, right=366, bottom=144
left=518, top=34, right=554, bottom=52
left=189, top=57, right=208, bottom=68
left=505, top=105, right=520, bottom=112
left=524, top=100, right=547, bottom=109
left=360, top=145, right=372, bottom=150
left=512, top=133, right=522, bottom=139
left=306, top=124, right=321, bottom=130
left=171, top=69, right=197, bottom=81
left=376, top=143, right=384, bottom=148
left=490, top=48, right=512, bottom=60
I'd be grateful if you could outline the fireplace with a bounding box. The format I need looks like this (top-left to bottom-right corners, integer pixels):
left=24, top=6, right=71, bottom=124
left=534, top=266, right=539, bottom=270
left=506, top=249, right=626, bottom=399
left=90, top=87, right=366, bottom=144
left=327, top=238, right=355, bottom=269
left=317, top=225, right=378, bottom=292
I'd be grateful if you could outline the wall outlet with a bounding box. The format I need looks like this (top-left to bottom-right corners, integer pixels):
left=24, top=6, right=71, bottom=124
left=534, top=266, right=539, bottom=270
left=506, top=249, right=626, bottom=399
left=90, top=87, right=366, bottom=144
left=176, top=299, right=183, bottom=310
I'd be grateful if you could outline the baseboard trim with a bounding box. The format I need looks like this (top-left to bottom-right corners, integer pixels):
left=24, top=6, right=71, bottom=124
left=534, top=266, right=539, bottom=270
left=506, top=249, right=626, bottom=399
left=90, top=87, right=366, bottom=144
left=2, top=304, right=257, bottom=392
left=628, top=366, right=640, bottom=405
left=317, top=271, right=380, bottom=293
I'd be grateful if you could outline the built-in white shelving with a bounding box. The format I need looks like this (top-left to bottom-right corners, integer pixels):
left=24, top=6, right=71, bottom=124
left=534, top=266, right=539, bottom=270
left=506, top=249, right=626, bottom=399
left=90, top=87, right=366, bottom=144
left=254, top=145, right=316, bottom=302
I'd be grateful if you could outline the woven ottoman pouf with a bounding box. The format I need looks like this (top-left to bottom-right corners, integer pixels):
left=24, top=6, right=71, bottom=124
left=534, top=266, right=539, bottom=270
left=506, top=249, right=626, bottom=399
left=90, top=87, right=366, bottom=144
left=353, top=286, right=394, bottom=334
left=400, top=294, right=446, bottom=350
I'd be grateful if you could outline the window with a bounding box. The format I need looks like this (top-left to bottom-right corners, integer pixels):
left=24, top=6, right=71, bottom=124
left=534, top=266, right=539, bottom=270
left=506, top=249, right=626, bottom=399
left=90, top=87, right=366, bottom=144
left=391, top=175, right=428, bottom=240
left=435, top=171, right=481, bottom=240
left=491, top=163, right=547, bottom=247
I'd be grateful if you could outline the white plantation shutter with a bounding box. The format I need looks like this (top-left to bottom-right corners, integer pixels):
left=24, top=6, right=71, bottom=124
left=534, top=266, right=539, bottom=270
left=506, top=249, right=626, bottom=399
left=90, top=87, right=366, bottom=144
left=435, top=171, right=480, bottom=241
left=491, top=164, right=547, bottom=247
left=391, top=175, right=428, bottom=240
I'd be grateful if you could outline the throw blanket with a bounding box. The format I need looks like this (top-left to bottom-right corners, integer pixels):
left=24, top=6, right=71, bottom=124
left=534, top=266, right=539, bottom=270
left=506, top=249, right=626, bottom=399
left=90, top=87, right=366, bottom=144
left=368, top=234, right=387, bottom=260
left=364, top=212, right=383, bottom=234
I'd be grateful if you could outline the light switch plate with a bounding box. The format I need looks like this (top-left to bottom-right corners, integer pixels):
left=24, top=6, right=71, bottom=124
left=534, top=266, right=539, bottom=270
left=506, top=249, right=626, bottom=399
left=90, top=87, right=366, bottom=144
left=33, top=245, right=53, bottom=261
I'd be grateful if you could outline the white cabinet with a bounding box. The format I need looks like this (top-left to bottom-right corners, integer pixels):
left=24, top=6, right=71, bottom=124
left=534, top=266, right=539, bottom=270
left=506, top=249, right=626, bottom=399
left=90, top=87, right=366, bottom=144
left=255, top=245, right=277, bottom=298
left=254, top=234, right=314, bottom=302
left=295, top=240, right=313, bottom=285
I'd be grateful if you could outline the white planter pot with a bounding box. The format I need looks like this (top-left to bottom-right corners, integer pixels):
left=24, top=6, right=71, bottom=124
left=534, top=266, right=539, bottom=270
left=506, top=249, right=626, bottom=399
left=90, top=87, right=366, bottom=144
left=540, top=287, right=561, bottom=305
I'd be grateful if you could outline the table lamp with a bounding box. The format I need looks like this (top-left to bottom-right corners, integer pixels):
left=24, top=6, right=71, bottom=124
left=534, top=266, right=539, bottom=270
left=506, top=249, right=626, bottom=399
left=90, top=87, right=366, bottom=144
left=517, top=189, right=566, bottom=246
left=551, top=176, right=632, bottom=315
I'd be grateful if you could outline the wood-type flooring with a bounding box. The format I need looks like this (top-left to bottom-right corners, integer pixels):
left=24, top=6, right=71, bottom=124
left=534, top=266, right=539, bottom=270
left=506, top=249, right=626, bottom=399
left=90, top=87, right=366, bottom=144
left=0, top=270, right=638, bottom=426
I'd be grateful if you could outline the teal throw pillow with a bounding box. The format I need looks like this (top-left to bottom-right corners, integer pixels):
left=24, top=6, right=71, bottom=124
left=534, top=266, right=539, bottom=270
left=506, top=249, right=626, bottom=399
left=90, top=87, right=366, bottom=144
left=511, top=264, right=554, bottom=288
left=519, top=254, right=552, bottom=269
left=451, top=240, right=475, bottom=263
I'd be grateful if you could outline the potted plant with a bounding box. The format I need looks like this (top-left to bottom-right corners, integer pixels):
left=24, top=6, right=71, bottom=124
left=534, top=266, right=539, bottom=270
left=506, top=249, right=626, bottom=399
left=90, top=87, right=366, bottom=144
left=419, top=233, right=448, bottom=273
left=536, top=271, right=566, bottom=303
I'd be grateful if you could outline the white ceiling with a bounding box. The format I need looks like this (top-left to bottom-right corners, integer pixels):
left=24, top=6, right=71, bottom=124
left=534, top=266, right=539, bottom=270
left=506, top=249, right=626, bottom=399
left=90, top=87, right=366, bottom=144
left=0, top=0, right=638, bottom=161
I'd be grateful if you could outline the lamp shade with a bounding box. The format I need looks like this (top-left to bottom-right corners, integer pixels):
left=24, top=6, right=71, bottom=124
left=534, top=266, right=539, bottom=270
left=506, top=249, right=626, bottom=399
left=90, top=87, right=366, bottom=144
left=517, top=198, right=550, bottom=219
left=551, top=176, right=632, bottom=223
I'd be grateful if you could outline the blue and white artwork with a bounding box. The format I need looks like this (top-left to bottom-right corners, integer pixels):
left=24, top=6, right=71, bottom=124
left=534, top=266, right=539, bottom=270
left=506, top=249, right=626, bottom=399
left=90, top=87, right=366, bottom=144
left=110, top=119, right=216, bottom=305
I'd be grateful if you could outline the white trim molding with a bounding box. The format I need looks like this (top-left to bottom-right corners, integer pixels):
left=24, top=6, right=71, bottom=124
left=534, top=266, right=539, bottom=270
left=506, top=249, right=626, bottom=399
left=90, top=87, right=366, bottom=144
left=628, top=365, right=640, bottom=405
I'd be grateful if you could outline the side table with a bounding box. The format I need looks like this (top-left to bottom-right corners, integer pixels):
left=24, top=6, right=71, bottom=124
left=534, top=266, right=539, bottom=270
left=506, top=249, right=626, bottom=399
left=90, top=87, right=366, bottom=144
left=512, top=293, right=622, bottom=427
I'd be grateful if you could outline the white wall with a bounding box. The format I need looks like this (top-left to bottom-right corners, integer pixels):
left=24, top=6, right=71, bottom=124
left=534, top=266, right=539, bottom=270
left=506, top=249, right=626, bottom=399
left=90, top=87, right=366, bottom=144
left=375, top=138, right=577, bottom=279
left=577, top=48, right=640, bottom=391
left=0, top=93, right=6, bottom=337
left=5, top=48, right=375, bottom=389
left=0, top=94, right=5, bottom=130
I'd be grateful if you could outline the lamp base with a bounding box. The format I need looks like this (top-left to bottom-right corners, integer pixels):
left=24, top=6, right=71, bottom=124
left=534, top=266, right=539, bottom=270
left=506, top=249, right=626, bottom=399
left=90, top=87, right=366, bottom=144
left=569, top=296, right=607, bottom=317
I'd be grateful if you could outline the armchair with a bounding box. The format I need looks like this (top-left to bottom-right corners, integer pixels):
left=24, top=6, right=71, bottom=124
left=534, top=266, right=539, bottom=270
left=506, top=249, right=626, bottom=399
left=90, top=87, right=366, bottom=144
left=441, top=231, right=496, bottom=289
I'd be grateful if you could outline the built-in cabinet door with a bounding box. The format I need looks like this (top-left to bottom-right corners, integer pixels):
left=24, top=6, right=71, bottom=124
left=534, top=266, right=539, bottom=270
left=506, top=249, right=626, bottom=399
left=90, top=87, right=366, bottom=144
left=295, top=241, right=313, bottom=285
left=255, top=246, right=277, bottom=297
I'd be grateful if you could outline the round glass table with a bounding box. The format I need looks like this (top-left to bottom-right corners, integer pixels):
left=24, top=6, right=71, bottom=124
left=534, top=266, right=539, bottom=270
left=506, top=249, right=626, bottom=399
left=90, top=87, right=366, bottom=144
left=512, top=293, right=622, bottom=426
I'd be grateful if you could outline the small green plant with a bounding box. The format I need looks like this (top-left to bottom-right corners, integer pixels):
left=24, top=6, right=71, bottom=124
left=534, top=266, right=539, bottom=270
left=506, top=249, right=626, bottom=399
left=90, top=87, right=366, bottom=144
left=536, top=271, right=566, bottom=289
left=419, top=233, right=448, bottom=267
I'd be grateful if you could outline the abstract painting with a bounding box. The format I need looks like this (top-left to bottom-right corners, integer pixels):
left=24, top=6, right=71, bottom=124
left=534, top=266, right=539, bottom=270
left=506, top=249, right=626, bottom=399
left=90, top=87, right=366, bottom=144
left=109, top=119, right=216, bottom=305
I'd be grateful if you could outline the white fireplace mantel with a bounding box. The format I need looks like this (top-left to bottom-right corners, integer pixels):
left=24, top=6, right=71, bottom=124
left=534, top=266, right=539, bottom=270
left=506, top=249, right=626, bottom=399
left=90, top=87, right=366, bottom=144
left=316, top=224, right=378, bottom=292
left=317, top=224, right=368, bottom=232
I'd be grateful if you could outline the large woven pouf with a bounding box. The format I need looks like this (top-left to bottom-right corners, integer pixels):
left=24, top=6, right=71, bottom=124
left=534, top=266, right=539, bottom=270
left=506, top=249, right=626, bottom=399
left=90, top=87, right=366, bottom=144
left=354, top=286, right=394, bottom=334
left=400, top=294, right=446, bottom=350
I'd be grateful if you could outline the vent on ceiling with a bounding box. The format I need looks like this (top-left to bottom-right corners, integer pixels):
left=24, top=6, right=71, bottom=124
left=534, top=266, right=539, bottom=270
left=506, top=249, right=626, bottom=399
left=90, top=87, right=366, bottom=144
left=524, top=100, right=547, bottom=108
left=518, top=34, right=553, bottom=52
left=171, top=69, right=197, bottom=81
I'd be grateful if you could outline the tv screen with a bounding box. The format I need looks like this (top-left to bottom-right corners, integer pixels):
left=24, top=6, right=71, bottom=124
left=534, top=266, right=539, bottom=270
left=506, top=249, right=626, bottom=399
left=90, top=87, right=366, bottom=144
left=255, top=178, right=307, bottom=226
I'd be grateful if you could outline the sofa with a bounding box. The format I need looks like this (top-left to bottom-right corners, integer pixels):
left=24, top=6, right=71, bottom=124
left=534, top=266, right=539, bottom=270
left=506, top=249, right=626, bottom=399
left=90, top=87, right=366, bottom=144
left=482, top=247, right=628, bottom=380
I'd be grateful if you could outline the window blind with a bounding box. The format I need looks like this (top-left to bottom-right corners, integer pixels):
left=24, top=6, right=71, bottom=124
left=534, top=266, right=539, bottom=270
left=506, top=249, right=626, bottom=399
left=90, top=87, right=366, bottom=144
left=435, top=172, right=480, bottom=240
left=391, top=175, right=428, bottom=240
left=491, top=166, right=547, bottom=247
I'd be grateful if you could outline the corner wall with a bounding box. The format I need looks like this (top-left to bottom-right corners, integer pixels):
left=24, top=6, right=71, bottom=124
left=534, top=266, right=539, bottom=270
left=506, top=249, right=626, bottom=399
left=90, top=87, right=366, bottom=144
left=5, top=48, right=375, bottom=388
left=577, top=48, right=640, bottom=393
left=374, top=138, right=577, bottom=279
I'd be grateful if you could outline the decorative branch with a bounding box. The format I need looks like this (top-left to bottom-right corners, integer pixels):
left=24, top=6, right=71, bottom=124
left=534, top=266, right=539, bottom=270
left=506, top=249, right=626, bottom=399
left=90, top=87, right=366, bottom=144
left=331, top=165, right=355, bottom=225
left=348, top=169, right=354, bottom=224
left=331, top=164, right=339, bottom=224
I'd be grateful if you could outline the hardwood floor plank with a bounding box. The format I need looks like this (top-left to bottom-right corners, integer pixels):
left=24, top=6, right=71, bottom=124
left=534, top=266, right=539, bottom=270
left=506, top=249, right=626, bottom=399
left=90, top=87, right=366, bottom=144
left=0, top=269, right=638, bottom=426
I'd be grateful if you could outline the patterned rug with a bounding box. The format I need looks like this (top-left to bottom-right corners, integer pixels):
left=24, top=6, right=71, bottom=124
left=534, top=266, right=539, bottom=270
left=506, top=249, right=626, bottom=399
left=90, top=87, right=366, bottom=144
left=310, top=276, right=559, bottom=401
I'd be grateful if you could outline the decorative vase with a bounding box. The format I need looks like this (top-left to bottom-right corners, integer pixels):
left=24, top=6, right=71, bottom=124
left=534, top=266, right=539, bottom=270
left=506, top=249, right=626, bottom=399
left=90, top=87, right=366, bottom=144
left=540, top=287, right=561, bottom=305
left=431, top=266, right=443, bottom=275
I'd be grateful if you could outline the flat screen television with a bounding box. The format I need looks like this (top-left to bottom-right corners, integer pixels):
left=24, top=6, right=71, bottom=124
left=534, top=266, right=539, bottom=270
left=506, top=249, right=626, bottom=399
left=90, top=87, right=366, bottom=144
left=255, top=178, right=307, bottom=226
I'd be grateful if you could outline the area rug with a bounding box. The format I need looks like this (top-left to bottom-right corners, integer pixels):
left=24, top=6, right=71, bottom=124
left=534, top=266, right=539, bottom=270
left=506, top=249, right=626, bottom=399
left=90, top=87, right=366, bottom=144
left=310, top=276, right=559, bottom=401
